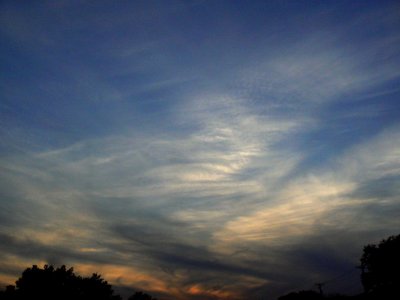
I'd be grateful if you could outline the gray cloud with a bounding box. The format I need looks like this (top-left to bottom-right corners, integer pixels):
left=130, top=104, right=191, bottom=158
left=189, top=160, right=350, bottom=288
left=1, top=2, right=400, bottom=299
left=1, top=117, right=399, bottom=300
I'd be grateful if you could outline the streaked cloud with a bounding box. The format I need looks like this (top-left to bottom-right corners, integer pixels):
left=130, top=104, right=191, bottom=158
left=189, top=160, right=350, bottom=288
left=1, top=1, right=399, bottom=299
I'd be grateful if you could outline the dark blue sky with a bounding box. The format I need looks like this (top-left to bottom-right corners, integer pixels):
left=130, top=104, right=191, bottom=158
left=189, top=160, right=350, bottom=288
left=1, top=1, right=400, bottom=299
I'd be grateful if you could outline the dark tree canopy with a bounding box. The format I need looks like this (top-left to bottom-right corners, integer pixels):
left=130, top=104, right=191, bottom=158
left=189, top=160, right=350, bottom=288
left=0, top=265, right=122, bottom=300
left=278, top=290, right=324, bottom=300
left=360, top=234, right=400, bottom=298
left=128, top=291, right=157, bottom=300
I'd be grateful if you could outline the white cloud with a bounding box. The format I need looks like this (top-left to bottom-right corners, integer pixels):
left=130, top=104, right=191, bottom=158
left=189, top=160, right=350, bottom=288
left=1, top=3, right=399, bottom=298
left=211, top=125, right=400, bottom=255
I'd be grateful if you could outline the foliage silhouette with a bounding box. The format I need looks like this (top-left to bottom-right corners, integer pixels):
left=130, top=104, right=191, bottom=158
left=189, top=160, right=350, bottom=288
left=128, top=291, right=157, bottom=300
left=278, top=290, right=324, bottom=300
left=360, top=234, right=400, bottom=299
left=0, top=264, right=122, bottom=300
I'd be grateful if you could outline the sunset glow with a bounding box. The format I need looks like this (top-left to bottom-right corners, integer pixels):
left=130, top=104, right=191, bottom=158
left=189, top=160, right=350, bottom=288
left=1, top=1, right=399, bottom=299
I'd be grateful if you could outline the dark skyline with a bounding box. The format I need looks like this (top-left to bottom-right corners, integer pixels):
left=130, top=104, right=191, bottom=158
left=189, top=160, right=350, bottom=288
left=1, top=1, right=400, bottom=299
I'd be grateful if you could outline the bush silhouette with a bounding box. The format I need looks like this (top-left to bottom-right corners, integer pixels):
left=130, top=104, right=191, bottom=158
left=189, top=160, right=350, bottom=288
left=128, top=291, right=157, bottom=300
left=278, top=290, right=324, bottom=300
left=0, top=264, right=122, bottom=300
left=360, top=234, right=400, bottom=299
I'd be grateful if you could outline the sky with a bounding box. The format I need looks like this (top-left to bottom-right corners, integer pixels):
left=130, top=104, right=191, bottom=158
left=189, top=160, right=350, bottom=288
left=0, top=0, right=400, bottom=299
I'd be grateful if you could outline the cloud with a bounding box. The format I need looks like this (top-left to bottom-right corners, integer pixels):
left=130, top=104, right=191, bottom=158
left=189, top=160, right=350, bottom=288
left=0, top=88, right=307, bottom=299
left=1, top=2, right=400, bottom=299
left=1, top=88, right=400, bottom=300
left=207, top=125, right=400, bottom=296
left=237, top=32, right=400, bottom=107
left=213, top=125, right=400, bottom=241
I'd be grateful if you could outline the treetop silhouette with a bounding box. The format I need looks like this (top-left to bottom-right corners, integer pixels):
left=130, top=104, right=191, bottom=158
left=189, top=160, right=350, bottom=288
left=128, top=291, right=158, bottom=300
left=0, top=264, right=122, bottom=300
left=360, top=234, right=400, bottom=298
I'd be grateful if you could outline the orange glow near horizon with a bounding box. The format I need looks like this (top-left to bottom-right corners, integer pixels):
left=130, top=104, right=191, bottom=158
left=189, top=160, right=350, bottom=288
left=0, top=261, right=250, bottom=300
left=186, top=284, right=241, bottom=300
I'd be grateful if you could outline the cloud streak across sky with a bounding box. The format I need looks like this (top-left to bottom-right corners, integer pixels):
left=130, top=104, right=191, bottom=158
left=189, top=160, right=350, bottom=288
left=1, top=1, right=400, bottom=299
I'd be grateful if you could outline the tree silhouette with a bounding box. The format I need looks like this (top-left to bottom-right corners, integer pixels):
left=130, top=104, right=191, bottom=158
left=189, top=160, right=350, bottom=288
left=0, top=265, right=122, bottom=300
left=128, top=291, right=157, bottom=300
left=277, top=290, right=324, bottom=300
left=360, top=234, right=400, bottom=299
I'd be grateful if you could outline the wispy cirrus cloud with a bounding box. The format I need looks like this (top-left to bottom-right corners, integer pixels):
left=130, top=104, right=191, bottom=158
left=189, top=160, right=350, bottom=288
left=1, top=1, right=400, bottom=299
left=1, top=91, right=399, bottom=299
left=0, top=89, right=301, bottom=298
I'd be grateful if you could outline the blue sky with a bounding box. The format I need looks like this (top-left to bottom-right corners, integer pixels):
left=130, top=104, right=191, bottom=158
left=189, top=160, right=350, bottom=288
left=1, top=1, right=400, bottom=299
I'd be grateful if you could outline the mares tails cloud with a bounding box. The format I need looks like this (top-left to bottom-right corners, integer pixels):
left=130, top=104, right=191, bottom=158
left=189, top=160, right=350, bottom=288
left=1, top=1, right=400, bottom=299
